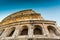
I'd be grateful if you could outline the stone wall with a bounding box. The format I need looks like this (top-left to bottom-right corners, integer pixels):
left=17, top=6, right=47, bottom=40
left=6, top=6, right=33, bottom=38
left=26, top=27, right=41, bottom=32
left=0, top=20, right=60, bottom=40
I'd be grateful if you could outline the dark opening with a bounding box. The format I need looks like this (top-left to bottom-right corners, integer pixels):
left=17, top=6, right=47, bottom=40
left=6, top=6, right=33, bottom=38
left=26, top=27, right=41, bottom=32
left=28, top=38, right=33, bottom=40
left=34, top=25, right=43, bottom=35
left=20, top=26, right=28, bottom=35
left=20, top=29, right=28, bottom=35
left=8, top=27, right=15, bottom=37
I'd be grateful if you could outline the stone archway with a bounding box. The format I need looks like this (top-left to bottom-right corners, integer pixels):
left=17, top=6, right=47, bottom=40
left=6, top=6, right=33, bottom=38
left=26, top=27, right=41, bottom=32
left=20, top=26, right=28, bottom=35
left=47, top=26, right=58, bottom=36
left=34, top=25, right=43, bottom=35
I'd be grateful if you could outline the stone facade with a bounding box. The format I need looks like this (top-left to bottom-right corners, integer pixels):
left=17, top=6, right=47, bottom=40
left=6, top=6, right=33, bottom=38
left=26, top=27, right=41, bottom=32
left=0, top=9, right=60, bottom=40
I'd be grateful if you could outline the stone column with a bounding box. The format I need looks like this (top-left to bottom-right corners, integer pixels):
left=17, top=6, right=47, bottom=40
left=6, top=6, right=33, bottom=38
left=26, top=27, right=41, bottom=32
left=42, top=24, right=50, bottom=37
left=1, top=28, right=12, bottom=37
left=28, top=24, right=34, bottom=38
left=42, top=23, right=47, bottom=36
left=12, top=25, right=20, bottom=38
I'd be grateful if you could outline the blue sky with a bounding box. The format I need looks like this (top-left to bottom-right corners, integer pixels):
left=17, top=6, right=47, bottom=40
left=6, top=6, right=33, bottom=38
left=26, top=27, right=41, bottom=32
left=0, top=0, right=60, bottom=26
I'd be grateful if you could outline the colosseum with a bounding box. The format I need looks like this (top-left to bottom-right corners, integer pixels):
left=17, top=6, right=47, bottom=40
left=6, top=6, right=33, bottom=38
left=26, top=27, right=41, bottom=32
left=0, top=9, right=60, bottom=40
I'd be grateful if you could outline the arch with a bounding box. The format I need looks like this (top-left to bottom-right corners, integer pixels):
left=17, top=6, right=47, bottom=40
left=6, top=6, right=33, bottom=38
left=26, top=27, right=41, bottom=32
left=47, top=26, right=58, bottom=36
left=20, top=26, right=28, bottom=35
left=7, top=27, right=15, bottom=37
left=34, top=25, right=43, bottom=35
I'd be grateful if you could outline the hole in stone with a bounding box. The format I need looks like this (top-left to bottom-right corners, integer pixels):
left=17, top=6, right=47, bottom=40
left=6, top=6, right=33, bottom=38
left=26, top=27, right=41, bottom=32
left=28, top=38, right=33, bottom=40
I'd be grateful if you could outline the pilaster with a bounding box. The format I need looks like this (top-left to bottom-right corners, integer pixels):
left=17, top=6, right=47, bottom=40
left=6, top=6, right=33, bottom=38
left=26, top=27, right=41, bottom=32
left=42, top=23, right=50, bottom=37
left=12, top=25, right=20, bottom=37
left=28, top=24, right=34, bottom=38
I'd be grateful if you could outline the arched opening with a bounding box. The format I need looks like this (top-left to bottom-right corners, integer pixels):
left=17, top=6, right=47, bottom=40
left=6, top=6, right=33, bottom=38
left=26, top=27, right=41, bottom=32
left=8, top=27, right=15, bottom=37
left=47, top=26, right=58, bottom=36
left=20, top=26, right=28, bottom=35
left=34, top=25, right=43, bottom=35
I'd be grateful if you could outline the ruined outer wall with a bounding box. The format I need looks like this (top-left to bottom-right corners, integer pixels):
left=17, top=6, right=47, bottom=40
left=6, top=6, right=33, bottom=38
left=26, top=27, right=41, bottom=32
left=0, top=9, right=60, bottom=40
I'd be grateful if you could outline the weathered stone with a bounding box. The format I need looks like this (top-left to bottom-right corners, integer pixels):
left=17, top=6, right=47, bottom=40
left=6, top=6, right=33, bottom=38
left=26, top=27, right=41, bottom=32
left=0, top=9, right=60, bottom=40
